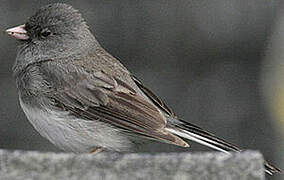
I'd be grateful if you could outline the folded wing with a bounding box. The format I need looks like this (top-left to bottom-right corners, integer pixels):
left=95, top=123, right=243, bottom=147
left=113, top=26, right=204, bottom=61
left=42, top=61, right=188, bottom=148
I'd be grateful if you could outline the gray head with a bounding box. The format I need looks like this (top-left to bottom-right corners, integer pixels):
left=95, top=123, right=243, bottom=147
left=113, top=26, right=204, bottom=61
left=6, top=3, right=99, bottom=74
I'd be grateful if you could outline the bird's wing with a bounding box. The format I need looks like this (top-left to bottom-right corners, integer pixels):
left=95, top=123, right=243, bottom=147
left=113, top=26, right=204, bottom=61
left=41, top=61, right=188, bottom=148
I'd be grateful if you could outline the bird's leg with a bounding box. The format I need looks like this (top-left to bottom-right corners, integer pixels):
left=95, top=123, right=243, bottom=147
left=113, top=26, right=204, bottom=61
left=89, top=147, right=104, bottom=154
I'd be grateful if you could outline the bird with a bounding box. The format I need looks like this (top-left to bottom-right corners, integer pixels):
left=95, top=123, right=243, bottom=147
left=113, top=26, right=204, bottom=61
left=6, top=3, right=281, bottom=175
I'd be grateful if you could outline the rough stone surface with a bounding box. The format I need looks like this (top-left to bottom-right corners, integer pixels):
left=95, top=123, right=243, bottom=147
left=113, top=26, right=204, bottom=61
left=0, top=150, right=265, bottom=180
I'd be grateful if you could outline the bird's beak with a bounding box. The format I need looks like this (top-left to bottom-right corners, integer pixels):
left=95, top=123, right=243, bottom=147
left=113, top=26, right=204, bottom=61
left=6, top=24, right=29, bottom=40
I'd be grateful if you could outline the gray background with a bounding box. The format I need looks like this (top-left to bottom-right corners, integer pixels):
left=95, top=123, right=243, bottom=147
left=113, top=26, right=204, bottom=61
left=0, top=0, right=283, bottom=179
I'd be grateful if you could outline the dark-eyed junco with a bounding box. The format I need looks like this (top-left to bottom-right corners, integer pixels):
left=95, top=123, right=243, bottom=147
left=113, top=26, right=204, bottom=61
left=6, top=3, right=281, bottom=175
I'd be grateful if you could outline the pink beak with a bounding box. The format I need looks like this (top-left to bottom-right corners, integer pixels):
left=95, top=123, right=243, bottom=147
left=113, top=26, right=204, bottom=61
left=6, top=24, right=29, bottom=40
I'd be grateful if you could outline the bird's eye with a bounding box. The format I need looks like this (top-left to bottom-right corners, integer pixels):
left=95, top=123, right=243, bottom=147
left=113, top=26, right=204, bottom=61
left=40, top=29, right=51, bottom=38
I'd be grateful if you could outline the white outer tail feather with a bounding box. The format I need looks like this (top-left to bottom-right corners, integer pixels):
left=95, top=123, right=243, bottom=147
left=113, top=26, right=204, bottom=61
left=165, top=127, right=274, bottom=175
left=166, top=128, right=230, bottom=153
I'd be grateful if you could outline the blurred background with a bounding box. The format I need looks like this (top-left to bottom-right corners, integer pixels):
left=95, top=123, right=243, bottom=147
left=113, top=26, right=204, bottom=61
left=0, top=0, right=283, bottom=179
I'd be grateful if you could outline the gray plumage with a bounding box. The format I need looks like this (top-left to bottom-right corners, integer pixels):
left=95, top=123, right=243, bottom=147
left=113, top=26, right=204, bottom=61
left=7, top=3, right=280, bottom=174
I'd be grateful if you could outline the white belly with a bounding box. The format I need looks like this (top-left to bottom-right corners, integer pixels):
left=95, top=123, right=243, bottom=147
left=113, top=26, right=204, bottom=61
left=19, top=97, right=132, bottom=153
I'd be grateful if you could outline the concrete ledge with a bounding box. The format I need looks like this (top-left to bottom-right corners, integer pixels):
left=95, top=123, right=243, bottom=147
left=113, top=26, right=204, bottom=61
left=0, top=150, right=264, bottom=180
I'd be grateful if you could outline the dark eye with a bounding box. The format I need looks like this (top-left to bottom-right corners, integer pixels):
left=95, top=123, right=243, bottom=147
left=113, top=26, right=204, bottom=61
left=40, top=28, right=51, bottom=38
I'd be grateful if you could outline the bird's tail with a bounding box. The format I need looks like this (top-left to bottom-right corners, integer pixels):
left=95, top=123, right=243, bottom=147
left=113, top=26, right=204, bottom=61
left=166, top=118, right=281, bottom=175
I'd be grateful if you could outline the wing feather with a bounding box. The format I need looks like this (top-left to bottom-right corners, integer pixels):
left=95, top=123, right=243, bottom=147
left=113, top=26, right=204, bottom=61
left=42, top=61, right=188, bottom=147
